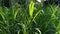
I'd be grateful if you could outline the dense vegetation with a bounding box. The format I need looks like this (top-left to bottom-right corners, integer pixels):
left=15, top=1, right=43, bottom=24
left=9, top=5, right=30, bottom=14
left=0, top=0, right=60, bottom=34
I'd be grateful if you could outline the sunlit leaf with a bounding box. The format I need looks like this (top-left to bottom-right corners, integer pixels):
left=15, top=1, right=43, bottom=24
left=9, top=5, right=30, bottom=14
left=14, top=9, right=19, bottom=20
left=29, top=1, right=35, bottom=17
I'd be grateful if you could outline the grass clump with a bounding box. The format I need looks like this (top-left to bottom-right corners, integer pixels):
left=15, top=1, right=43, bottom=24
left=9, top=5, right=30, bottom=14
left=0, top=1, right=60, bottom=34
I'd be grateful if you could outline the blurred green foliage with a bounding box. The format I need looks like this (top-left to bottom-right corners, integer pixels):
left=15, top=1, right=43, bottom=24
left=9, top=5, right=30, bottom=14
left=0, top=0, right=60, bottom=34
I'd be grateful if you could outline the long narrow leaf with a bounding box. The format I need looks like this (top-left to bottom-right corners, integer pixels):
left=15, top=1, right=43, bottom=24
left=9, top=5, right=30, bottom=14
left=14, top=9, right=19, bottom=20
left=29, top=1, right=35, bottom=17
left=0, top=7, right=5, bottom=20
